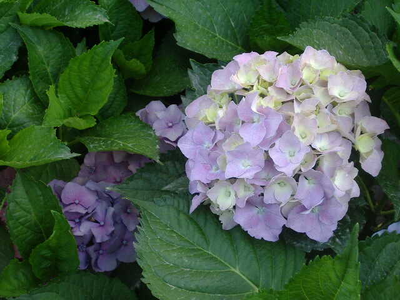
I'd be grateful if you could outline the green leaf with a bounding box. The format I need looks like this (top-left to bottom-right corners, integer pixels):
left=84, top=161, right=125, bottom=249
left=182, top=60, right=221, bottom=108
left=17, top=292, right=65, bottom=300
left=359, top=232, right=400, bottom=289
left=0, top=0, right=25, bottom=32
left=362, top=277, right=400, bottom=300
left=276, top=0, right=361, bottom=27
left=112, top=151, right=186, bottom=201
left=0, top=76, right=44, bottom=137
left=273, top=224, right=361, bottom=300
left=12, top=24, right=76, bottom=105
left=387, top=6, right=400, bottom=26
left=113, top=50, right=146, bottom=79
left=63, top=116, right=97, bottom=130
left=0, top=260, right=39, bottom=298
left=376, top=138, right=400, bottom=220
left=147, top=0, right=260, bottom=61
left=5, top=172, right=62, bottom=258
left=279, top=15, right=388, bottom=68
left=20, top=0, right=109, bottom=28
left=24, top=272, right=136, bottom=300
left=97, top=71, right=127, bottom=120
left=136, top=193, right=305, bottom=299
left=29, top=211, right=79, bottom=281
left=248, top=0, right=291, bottom=53
left=0, top=129, right=10, bottom=154
left=387, top=43, right=400, bottom=73
left=0, top=126, right=79, bottom=168
left=79, top=113, right=159, bottom=160
left=382, top=87, right=400, bottom=132
left=360, top=0, right=395, bottom=36
left=0, top=225, right=13, bottom=273
left=98, top=0, right=142, bottom=44
left=75, top=38, right=87, bottom=56
left=21, top=158, right=80, bottom=184
left=132, top=33, right=190, bottom=97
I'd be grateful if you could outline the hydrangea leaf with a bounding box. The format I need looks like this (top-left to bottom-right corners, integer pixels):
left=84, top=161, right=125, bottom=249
left=360, top=0, right=395, bottom=36
left=21, top=159, right=80, bottom=184
left=112, top=151, right=187, bottom=201
left=113, top=50, right=146, bottom=79
left=0, top=76, right=44, bottom=137
left=387, top=44, right=400, bottom=73
left=57, top=39, right=122, bottom=116
left=387, top=5, right=400, bottom=26
left=279, top=15, right=388, bottom=68
left=0, top=0, right=25, bottom=31
left=0, top=260, right=39, bottom=298
left=5, top=172, right=62, bottom=258
left=359, top=232, right=400, bottom=289
left=0, top=126, right=79, bottom=168
left=376, top=139, right=400, bottom=221
left=248, top=0, right=291, bottom=53
left=97, top=71, right=127, bottom=120
left=17, top=292, right=65, bottom=300
left=0, top=225, right=13, bottom=273
left=0, top=129, right=11, bottom=158
left=29, top=211, right=79, bottom=281
left=276, top=0, right=361, bottom=27
left=146, top=0, right=259, bottom=60
left=75, top=38, right=87, bottom=56
left=135, top=193, right=305, bottom=299
left=98, top=0, right=142, bottom=45
left=132, top=33, right=190, bottom=97
left=182, top=60, right=221, bottom=108
left=19, top=0, right=109, bottom=28
left=62, top=116, right=97, bottom=130
left=12, top=24, right=76, bottom=105
left=18, top=272, right=136, bottom=300
left=362, top=277, right=400, bottom=300
left=381, top=87, right=400, bottom=134
left=79, top=114, right=159, bottom=160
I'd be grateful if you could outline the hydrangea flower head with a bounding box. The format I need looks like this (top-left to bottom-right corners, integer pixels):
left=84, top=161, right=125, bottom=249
left=178, top=46, right=388, bottom=243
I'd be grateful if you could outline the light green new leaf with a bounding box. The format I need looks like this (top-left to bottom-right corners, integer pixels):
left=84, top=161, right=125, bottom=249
left=147, top=0, right=259, bottom=61
left=0, top=76, right=44, bottom=137
left=279, top=15, right=388, bottom=68
left=80, top=114, right=159, bottom=160
left=136, top=193, right=305, bottom=299
left=97, top=71, right=127, bottom=120
left=376, top=139, right=400, bottom=221
left=361, top=0, right=395, bottom=36
left=19, top=0, right=109, bottom=28
left=0, top=126, right=79, bottom=168
left=21, top=158, right=80, bottom=184
left=132, top=33, right=190, bottom=97
left=99, top=0, right=142, bottom=44
left=276, top=0, right=361, bottom=27
left=112, top=151, right=187, bottom=201
left=387, top=5, right=400, bottom=26
left=0, top=259, right=39, bottom=298
left=5, top=172, right=62, bottom=258
left=12, top=24, right=76, bottom=105
left=30, top=211, right=79, bottom=281
left=0, top=129, right=10, bottom=154
left=0, top=225, right=13, bottom=273
left=362, top=277, right=400, bottom=300
left=359, top=232, right=400, bottom=289
left=113, top=50, right=146, bottom=79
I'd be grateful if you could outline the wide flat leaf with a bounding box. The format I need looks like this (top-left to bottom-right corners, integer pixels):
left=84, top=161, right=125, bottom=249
left=362, top=277, right=400, bottom=300
left=359, top=232, right=400, bottom=289
left=361, top=0, right=395, bottom=36
left=23, top=272, right=136, bottom=300
left=113, top=50, right=146, bottom=79
left=0, top=0, right=24, bottom=31
left=387, top=43, right=400, bottom=73
left=98, top=0, right=142, bottom=44
left=276, top=0, right=361, bottom=27
left=30, top=211, right=79, bottom=281
left=0, top=260, right=39, bottom=298
left=0, top=126, right=79, bottom=168
left=6, top=172, right=62, bottom=258
left=0, top=225, right=13, bottom=273
left=182, top=60, right=220, bottom=108
left=135, top=193, right=305, bottom=299
left=376, top=139, right=400, bottom=220
left=17, top=292, right=65, bottom=300
left=279, top=15, right=388, bottom=68
left=97, top=71, right=127, bottom=120
left=12, top=24, right=76, bottom=105
left=79, top=114, right=159, bottom=160
left=112, top=151, right=186, bottom=201
left=20, top=0, right=109, bottom=28
left=21, top=158, right=80, bottom=184
left=248, top=0, right=291, bottom=53
left=0, top=76, right=44, bottom=137
left=147, top=0, right=259, bottom=61
left=132, top=34, right=190, bottom=97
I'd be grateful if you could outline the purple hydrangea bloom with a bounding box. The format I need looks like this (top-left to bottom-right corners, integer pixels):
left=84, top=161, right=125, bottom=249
left=225, top=143, right=265, bottom=179
left=61, top=182, right=97, bottom=214
left=152, top=104, right=186, bottom=142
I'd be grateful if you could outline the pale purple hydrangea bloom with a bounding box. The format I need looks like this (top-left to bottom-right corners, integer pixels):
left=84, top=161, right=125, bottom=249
left=177, top=46, right=388, bottom=242
left=129, top=0, right=164, bottom=22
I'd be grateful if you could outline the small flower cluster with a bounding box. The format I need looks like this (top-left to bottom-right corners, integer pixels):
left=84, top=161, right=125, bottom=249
left=129, top=0, right=163, bottom=22
left=177, top=47, right=389, bottom=242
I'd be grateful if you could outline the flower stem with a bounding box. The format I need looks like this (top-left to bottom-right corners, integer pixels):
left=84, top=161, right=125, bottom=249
left=357, top=177, right=375, bottom=212
left=380, top=209, right=395, bottom=215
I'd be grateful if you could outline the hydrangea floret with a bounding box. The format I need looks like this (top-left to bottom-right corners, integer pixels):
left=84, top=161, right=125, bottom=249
left=177, top=46, right=389, bottom=242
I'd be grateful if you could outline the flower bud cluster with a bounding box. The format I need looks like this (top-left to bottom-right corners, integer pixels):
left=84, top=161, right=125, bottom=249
left=177, top=47, right=389, bottom=242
